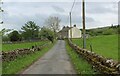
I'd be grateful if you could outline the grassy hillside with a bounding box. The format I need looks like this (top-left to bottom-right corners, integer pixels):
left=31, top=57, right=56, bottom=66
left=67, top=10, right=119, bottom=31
left=85, top=25, right=118, bottom=36
left=72, top=35, right=118, bottom=61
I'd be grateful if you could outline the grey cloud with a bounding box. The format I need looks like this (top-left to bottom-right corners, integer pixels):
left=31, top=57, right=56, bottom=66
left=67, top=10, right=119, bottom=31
left=52, top=5, right=65, bottom=13
left=50, top=13, right=95, bottom=25
left=86, top=2, right=117, bottom=14
left=2, top=2, right=117, bottom=30
left=86, top=17, right=95, bottom=22
left=66, top=2, right=117, bottom=14
left=119, top=2, right=120, bottom=24
left=2, top=12, right=49, bottom=30
left=3, top=2, right=46, bottom=8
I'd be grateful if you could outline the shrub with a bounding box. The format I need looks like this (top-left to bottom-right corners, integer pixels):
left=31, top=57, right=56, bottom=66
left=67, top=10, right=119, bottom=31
left=39, top=27, right=55, bottom=43
left=9, top=30, right=21, bottom=42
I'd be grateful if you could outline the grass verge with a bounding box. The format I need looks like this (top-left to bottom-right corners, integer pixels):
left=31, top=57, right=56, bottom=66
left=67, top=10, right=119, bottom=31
left=2, top=41, right=48, bottom=52
left=2, top=41, right=56, bottom=74
left=65, top=40, right=99, bottom=75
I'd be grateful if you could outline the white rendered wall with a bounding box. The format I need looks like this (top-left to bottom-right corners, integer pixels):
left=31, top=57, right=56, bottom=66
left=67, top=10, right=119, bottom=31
left=71, top=27, right=81, bottom=38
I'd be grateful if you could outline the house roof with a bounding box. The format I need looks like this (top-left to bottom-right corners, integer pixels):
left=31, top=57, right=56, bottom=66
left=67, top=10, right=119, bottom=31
left=62, top=26, right=73, bottom=31
left=58, top=25, right=78, bottom=33
left=58, top=26, right=69, bottom=33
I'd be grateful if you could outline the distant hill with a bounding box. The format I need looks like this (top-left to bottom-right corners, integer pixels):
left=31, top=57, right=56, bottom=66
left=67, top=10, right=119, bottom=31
left=81, top=25, right=119, bottom=36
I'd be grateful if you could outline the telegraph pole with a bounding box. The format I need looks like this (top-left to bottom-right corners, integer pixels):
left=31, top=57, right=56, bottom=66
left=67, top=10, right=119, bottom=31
left=69, top=12, right=72, bottom=39
left=82, top=0, right=86, bottom=49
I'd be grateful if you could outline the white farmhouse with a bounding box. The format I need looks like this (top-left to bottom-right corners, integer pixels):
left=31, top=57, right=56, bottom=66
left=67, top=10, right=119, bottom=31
left=58, top=25, right=82, bottom=38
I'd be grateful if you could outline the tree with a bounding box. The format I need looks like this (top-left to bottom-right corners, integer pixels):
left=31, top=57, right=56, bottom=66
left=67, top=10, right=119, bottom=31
left=39, top=27, right=54, bottom=43
left=118, top=25, right=120, bottom=34
left=0, top=28, right=12, bottom=42
left=0, top=28, right=11, bottom=36
left=9, top=30, right=20, bottom=42
left=21, top=21, right=39, bottom=40
left=45, top=16, right=61, bottom=34
left=2, top=35, right=10, bottom=42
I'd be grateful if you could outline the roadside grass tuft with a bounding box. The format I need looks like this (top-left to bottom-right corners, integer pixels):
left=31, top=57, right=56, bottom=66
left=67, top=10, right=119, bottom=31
left=65, top=40, right=99, bottom=75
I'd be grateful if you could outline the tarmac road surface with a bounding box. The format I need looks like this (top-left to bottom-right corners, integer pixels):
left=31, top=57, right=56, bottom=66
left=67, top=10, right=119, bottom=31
left=22, top=40, right=76, bottom=74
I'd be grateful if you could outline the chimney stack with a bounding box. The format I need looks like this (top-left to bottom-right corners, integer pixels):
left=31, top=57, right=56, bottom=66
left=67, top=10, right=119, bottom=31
left=74, top=24, right=76, bottom=27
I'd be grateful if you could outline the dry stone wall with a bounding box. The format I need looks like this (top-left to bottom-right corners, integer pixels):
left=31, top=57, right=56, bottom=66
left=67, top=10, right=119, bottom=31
left=1, top=43, right=49, bottom=62
left=68, top=39, right=120, bottom=74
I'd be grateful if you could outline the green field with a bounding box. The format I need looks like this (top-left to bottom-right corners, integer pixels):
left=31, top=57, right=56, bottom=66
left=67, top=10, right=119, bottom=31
left=72, top=35, right=118, bottom=61
left=66, top=40, right=99, bottom=75
left=2, top=41, right=55, bottom=74
left=2, top=41, right=48, bottom=51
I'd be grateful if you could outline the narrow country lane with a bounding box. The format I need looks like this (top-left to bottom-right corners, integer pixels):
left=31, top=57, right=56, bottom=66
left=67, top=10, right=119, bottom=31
left=22, top=40, right=76, bottom=74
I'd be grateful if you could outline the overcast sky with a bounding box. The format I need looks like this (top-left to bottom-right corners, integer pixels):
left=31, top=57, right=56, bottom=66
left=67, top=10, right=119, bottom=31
left=0, top=0, right=119, bottom=30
